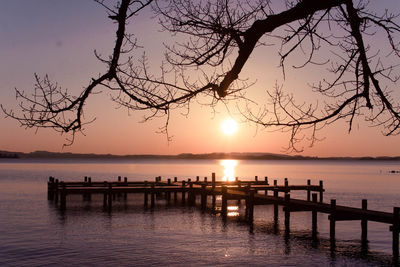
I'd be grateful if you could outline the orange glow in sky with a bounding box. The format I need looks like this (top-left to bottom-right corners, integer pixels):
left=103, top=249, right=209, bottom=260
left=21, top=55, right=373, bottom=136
left=0, top=1, right=400, bottom=157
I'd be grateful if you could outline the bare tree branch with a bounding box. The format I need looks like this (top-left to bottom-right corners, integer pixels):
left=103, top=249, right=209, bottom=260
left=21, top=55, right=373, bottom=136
left=2, top=0, right=400, bottom=152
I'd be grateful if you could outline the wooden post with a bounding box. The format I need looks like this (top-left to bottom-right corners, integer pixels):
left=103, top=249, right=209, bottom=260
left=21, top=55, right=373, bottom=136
left=330, top=199, right=336, bottom=242
left=88, top=177, right=91, bottom=184
left=221, top=186, right=228, bottom=218
left=83, top=177, right=88, bottom=200
left=245, top=185, right=249, bottom=218
left=237, top=179, right=242, bottom=204
left=54, top=179, right=59, bottom=203
left=123, top=178, right=127, bottom=200
left=204, top=177, right=207, bottom=183
left=108, top=183, right=112, bottom=210
left=319, top=180, right=324, bottom=203
left=181, top=181, right=186, bottom=205
left=393, top=207, right=399, bottom=257
left=189, top=182, right=195, bottom=206
left=103, top=181, right=108, bottom=208
left=361, top=199, right=368, bottom=244
left=174, top=177, right=177, bottom=182
left=284, top=178, right=288, bottom=188
left=273, top=188, right=279, bottom=223
left=274, top=179, right=277, bottom=186
left=212, top=173, right=216, bottom=209
left=201, top=184, right=207, bottom=211
left=244, top=183, right=251, bottom=218
left=247, top=189, right=255, bottom=222
left=307, top=179, right=311, bottom=201
left=151, top=183, right=155, bottom=208
left=118, top=176, right=121, bottom=182
left=284, top=193, right=290, bottom=233
left=255, top=175, right=258, bottom=182
left=264, top=176, right=268, bottom=195
left=47, top=177, right=54, bottom=200
left=166, top=179, right=171, bottom=203
left=144, top=181, right=148, bottom=207
left=196, top=176, right=200, bottom=182
left=312, top=193, right=318, bottom=239
left=60, top=182, right=66, bottom=210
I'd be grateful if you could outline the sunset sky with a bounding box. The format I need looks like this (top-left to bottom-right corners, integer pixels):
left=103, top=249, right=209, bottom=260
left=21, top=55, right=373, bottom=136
left=1, top=0, right=400, bottom=157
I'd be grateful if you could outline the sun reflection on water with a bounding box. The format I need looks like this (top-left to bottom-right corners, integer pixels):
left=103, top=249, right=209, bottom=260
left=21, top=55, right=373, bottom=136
left=220, top=160, right=237, bottom=182
left=227, top=205, right=240, bottom=217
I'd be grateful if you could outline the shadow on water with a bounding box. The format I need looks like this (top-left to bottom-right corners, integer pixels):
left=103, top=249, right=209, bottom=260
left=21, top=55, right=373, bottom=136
left=250, top=221, right=396, bottom=266
left=48, top=194, right=398, bottom=266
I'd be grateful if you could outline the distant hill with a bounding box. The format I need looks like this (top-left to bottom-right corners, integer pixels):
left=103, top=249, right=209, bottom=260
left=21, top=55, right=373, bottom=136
left=0, top=150, right=399, bottom=161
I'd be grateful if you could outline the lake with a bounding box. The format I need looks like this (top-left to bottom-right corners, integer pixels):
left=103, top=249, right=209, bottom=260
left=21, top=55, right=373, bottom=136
left=0, top=158, right=399, bottom=266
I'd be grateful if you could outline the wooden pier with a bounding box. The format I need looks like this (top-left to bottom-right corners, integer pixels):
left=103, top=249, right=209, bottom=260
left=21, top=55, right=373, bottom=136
left=47, top=173, right=400, bottom=257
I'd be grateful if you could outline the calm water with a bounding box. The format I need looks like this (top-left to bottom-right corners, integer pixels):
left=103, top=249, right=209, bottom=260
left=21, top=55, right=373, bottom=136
left=0, top=158, right=399, bottom=266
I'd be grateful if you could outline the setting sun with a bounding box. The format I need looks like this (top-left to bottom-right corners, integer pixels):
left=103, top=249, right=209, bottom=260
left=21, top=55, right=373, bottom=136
left=221, top=118, right=238, bottom=136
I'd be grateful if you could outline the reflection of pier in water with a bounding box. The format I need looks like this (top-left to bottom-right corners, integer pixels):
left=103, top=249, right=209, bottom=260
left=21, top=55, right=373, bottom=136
left=47, top=172, right=400, bottom=261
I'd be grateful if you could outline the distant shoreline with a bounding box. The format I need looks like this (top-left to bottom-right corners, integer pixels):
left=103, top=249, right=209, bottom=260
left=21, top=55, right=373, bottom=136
left=1, top=150, right=399, bottom=161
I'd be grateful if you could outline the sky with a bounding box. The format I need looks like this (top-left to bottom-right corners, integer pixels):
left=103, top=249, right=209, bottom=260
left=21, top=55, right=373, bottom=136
left=1, top=0, right=400, bottom=157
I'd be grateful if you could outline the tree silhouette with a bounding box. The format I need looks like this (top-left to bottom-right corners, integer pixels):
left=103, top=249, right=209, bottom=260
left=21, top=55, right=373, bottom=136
left=2, top=0, right=400, bottom=151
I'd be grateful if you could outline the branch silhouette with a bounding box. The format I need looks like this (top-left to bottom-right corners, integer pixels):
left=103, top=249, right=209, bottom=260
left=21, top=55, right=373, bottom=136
left=2, top=0, right=400, bottom=151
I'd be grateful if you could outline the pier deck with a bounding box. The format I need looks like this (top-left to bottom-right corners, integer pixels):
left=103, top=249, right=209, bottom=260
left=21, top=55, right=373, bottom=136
left=47, top=174, right=399, bottom=257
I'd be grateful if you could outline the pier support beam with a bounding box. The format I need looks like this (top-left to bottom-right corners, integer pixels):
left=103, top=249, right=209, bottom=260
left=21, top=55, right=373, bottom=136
left=329, top=199, right=336, bottom=246
left=151, top=184, right=155, bottom=208
left=103, top=181, right=108, bottom=208
left=312, top=193, right=318, bottom=239
left=319, top=181, right=324, bottom=203
left=246, top=189, right=255, bottom=222
left=201, top=184, right=207, bottom=211
left=361, top=199, right=368, bottom=245
left=173, top=178, right=178, bottom=202
left=212, top=173, right=216, bottom=210
left=188, top=182, right=195, bottom=206
left=47, top=177, right=54, bottom=200
left=144, top=181, right=148, bottom=207
left=393, top=207, right=399, bottom=258
left=107, top=184, right=112, bottom=210
left=307, top=179, right=311, bottom=201
left=221, top=186, right=227, bottom=218
left=273, top=188, right=279, bottom=223
left=284, top=193, right=290, bottom=233
left=166, top=179, right=171, bottom=204
left=181, top=181, right=186, bottom=205
left=54, top=179, right=59, bottom=203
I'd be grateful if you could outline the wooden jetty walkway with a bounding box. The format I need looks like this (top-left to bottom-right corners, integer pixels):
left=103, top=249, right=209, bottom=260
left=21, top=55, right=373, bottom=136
left=47, top=173, right=400, bottom=257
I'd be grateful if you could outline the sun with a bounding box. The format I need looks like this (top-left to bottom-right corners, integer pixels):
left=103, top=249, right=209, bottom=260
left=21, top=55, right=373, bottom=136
left=221, top=118, right=238, bottom=135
